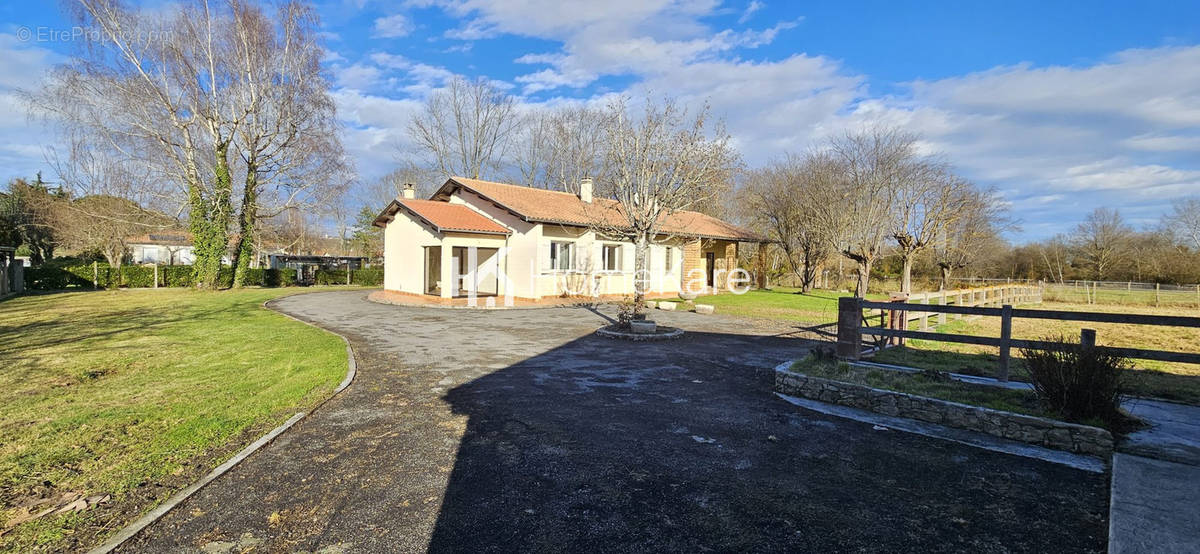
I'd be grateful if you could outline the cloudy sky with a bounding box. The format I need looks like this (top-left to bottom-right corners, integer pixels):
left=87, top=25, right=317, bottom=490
left=2, top=1, right=1198, bottom=241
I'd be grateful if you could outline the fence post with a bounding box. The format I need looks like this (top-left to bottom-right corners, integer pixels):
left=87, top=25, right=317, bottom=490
left=998, top=304, right=1012, bottom=382
left=154, top=263, right=159, bottom=289
left=920, top=295, right=929, bottom=330
left=92, top=261, right=98, bottom=290
left=1155, top=283, right=1160, bottom=308
left=938, top=291, right=946, bottom=325
left=836, top=296, right=862, bottom=360
left=1080, top=328, right=1096, bottom=349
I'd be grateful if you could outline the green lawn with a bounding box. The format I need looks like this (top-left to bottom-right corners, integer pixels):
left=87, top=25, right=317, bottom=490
left=0, top=288, right=351, bottom=551
left=663, top=287, right=884, bottom=325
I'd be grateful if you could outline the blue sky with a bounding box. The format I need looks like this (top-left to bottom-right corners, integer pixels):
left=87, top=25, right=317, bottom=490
left=2, top=1, right=1199, bottom=241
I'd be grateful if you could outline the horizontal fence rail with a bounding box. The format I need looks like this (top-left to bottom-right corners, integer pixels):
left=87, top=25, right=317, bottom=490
left=839, top=293, right=1200, bottom=381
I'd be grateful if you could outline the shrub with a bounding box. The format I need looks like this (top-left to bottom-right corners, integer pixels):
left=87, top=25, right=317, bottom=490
left=22, top=263, right=297, bottom=290
left=351, top=268, right=383, bottom=286
left=314, top=269, right=347, bottom=286
left=119, top=265, right=156, bottom=288
left=1021, top=335, right=1129, bottom=428
left=313, top=268, right=380, bottom=286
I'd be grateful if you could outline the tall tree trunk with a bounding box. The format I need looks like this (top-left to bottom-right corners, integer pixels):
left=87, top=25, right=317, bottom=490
left=854, top=259, right=871, bottom=298
left=800, top=250, right=817, bottom=293
left=232, top=166, right=259, bottom=288
left=900, top=252, right=914, bottom=293
left=192, top=142, right=234, bottom=289
left=939, top=265, right=951, bottom=291
left=633, top=234, right=648, bottom=317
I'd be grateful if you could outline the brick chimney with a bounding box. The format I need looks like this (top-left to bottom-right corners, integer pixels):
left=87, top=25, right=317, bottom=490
left=402, top=183, right=415, bottom=199
left=579, top=177, right=593, bottom=203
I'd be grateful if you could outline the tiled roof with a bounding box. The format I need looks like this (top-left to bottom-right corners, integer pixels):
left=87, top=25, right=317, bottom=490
left=126, top=232, right=192, bottom=246
left=439, top=177, right=765, bottom=241
left=382, top=198, right=511, bottom=235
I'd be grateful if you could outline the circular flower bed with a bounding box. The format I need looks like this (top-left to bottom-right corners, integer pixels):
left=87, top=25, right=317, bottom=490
left=595, top=324, right=685, bottom=341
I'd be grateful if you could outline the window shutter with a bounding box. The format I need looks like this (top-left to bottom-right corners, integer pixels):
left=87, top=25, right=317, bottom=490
left=543, top=242, right=554, bottom=271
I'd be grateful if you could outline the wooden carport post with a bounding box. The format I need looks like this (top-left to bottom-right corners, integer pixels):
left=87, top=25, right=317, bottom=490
left=836, top=296, right=862, bottom=360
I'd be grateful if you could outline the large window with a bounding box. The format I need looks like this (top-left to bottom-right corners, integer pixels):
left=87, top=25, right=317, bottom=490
left=549, top=241, right=575, bottom=271
left=601, top=244, right=622, bottom=272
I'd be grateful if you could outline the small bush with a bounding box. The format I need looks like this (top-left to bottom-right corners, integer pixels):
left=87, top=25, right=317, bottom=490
left=22, top=263, right=298, bottom=290
left=313, top=268, right=382, bottom=286
left=1021, top=335, right=1129, bottom=429
left=351, top=268, right=383, bottom=286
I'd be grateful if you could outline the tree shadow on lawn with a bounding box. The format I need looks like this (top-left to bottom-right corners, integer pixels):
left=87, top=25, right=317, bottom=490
left=427, top=329, right=1109, bottom=552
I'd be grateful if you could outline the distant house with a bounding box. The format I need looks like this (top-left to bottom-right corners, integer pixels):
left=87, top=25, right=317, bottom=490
left=372, top=176, right=764, bottom=300
left=127, top=232, right=197, bottom=265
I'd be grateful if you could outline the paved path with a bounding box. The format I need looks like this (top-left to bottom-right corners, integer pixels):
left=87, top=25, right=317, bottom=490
left=1108, top=400, right=1200, bottom=553
left=123, top=291, right=1108, bottom=553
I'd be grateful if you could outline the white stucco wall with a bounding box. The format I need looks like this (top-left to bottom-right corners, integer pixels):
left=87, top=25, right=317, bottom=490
left=382, top=208, right=441, bottom=294
left=382, top=189, right=693, bottom=299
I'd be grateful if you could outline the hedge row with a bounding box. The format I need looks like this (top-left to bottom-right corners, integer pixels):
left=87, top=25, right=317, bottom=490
left=23, top=264, right=299, bottom=290
left=313, top=268, right=384, bottom=286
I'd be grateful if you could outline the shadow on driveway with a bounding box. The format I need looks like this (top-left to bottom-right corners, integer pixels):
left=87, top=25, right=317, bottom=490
left=122, top=291, right=1108, bottom=553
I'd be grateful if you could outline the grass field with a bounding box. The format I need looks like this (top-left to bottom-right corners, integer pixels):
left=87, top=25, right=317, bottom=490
left=663, top=287, right=884, bottom=324
left=675, top=286, right=1200, bottom=405
left=1041, top=284, right=1200, bottom=308
left=0, top=288, right=351, bottom=552
left=872, top=301, right=1200, bottom=405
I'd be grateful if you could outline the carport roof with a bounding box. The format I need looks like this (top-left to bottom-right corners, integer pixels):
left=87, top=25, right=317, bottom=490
left=376, top=198, right=511, bottom=235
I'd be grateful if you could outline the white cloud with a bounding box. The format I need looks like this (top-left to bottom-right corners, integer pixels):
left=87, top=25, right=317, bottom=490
left=373, top=13, right=413, bottom=38
left=739, top=1, right=764, bottom=24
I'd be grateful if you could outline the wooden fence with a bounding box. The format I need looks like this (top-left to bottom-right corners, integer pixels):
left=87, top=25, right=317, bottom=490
left=836, top=294, right=1200, bottom=382
left=866, top=284, right=1042, bottom=331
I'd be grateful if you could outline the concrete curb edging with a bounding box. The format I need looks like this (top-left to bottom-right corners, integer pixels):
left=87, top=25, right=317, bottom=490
left=87, top=297, right=358, bottom=554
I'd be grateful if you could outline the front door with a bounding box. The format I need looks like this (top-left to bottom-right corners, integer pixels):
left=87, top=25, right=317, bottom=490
left=705, top=252, right=715, bottom=288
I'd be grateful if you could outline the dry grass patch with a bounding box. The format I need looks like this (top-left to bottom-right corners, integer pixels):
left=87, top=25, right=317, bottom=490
left=873, top=301, right=1200, bottom=405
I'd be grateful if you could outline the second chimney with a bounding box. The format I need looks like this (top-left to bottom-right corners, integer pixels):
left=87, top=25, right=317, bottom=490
left=579, top=177, right=593, bottom=203
left=402, top=183, right=415, bottom=199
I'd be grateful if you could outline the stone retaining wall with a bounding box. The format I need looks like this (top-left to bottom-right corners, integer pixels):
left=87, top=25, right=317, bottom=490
left=775, top=368, right=1113, bottom=457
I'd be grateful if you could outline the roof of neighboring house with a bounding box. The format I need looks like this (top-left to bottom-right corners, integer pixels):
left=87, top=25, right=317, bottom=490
left=126, top=232, right=192, bottom=247
left=377, top=198, right=511, bottom=235
left=415, top=176, right=764, bottom=242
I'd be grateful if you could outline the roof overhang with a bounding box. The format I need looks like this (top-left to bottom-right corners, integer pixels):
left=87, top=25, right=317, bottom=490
left=374, top=196, right=512, bottom=237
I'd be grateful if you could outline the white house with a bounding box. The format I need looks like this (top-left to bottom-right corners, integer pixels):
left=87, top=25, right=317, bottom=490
left=371, top=176, right=764, bottom=301
left=127, top=232, right=197, bottom=265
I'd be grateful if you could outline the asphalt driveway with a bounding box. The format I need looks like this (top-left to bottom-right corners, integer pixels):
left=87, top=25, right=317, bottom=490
left=123, top=290, right=1108, bottom=553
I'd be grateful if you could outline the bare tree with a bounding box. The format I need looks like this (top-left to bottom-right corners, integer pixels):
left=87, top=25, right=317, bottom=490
left=362, top=164, right=441, bottom=208
left=36, top=0, right=251, bottom=288
left=892, top=165, right=974, bottom=293
left=932, top=187, right=1010, bottom=289
left=1165, top=198, right=1200, bottom=250
left=57, top=195, right=173, bottom=269
left=1072, top=208, right=1133, bottom=280
left=740, top=152, right=842, bottom=292
left=226, top=0, right=347, bottom=286
left=828, top=126, right=915, bottom=297
left=592, top=97, right=740, bottom=316
left=1035, top=234, right=1071, bottom=284
left=408, top=77, right=519, bottom=180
